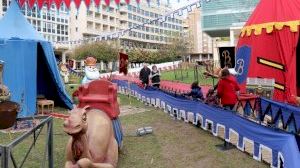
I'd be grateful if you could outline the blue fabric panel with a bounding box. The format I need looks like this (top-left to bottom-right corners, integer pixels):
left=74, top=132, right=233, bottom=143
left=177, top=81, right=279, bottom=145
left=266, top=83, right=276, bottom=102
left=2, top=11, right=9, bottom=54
left=238, top=135, right=244, bottom=149
left=261, top=97, right=300, bottom=131
left=39, top=42, right=72, bottom=109
left=112, top=118, right=123, bottom=148
left=114, top=80, right=300, bottom=168
left=272, top=150, right=278, bottom=167
left=225, top=127, right=230, bottom=140
left=261, top=102, right=269, bottom=116
left=0, top=40, right=37, bottom=117
left=254, top=142, right=260, bottom=159
left=271, top=104, right=281, bottom=119
left=235, top=46, right=251, bottom=84
left=244, top=102, right=251, bottom=116
left=212, top=123, right=217, bottom=134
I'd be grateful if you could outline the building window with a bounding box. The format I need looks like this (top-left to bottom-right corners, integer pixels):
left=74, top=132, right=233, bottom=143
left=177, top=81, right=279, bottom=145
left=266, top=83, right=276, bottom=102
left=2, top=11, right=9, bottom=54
left=128, top=13, right=132, bottom=19
left=150, top=12, right=154, bottom=18
left=127, top=5, right=132, bottom=11
left=76, top=27, right=78, bottom=32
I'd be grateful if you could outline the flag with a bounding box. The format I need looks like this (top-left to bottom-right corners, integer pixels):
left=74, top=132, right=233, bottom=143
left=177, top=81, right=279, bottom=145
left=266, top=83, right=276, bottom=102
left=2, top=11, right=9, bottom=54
left=219, top=47, right=235, bottom=68
left=119, top=53, right=129, bottom=75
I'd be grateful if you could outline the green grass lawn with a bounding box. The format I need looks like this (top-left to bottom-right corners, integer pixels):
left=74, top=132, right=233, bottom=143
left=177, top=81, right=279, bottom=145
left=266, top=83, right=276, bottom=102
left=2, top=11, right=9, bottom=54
left=161, top=67, right=218, bottom=86
left=0, top=94, right=267, bottom=168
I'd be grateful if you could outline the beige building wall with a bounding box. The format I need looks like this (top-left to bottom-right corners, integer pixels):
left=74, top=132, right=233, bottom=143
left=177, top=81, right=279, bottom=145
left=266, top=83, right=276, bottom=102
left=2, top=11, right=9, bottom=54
left=184, top=8, right=213, bottom=61
left=69, top=1, right=120, bottom=41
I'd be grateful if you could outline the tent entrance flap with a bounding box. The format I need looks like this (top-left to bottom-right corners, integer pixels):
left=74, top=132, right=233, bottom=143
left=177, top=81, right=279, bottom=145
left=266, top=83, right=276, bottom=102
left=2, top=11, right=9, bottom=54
left=37, top=43, right=63, bottom=107
left=36, top=42, right=73, bottom=109
left=297, top=37, right=300, bottom=96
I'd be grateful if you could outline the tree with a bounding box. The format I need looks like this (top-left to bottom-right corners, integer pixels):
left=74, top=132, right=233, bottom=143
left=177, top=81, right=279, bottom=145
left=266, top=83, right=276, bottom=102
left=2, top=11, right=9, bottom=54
left=71, top=41, right=119, bottom=70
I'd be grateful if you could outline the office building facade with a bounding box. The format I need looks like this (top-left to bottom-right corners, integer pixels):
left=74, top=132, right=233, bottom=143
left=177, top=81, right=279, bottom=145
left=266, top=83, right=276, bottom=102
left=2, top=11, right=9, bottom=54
left=201, top=0, right=259, bottom=41
left=69, top=1, right=184, bottom=51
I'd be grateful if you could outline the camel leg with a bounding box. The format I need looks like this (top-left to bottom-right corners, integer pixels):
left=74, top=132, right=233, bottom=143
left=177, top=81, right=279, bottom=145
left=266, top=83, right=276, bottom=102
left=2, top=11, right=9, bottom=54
left=82, top=137, right=118, bottom=168
left=77, top=158, right=114, bottom=168
left=65, top=161, right=79, bottom=168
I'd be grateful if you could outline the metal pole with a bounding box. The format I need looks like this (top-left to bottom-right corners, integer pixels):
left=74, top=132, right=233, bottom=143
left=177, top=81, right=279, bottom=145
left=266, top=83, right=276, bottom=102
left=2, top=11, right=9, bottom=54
left=195, top=66, right=199, bottom=82
left=180, top=67, right=183, bottom=81
left=47, top=119, right=53, bottom=168
left=1, top=146, right=9, bottom=168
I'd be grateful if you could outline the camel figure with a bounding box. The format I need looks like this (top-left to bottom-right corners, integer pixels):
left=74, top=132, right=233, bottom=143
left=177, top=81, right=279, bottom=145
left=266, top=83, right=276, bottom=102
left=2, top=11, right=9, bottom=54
left=201, top=60, right=222, bottom=78
left=63, top=106, right=118, bottom=168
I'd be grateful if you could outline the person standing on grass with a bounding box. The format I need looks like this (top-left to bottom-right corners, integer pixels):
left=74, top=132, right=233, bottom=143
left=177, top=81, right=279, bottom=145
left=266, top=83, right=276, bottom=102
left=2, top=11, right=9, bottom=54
left=150, top=65, right=161, bottom=88
left=139, top=63, right=151, bottom=89
left=217, top=68, right=240, bottom=110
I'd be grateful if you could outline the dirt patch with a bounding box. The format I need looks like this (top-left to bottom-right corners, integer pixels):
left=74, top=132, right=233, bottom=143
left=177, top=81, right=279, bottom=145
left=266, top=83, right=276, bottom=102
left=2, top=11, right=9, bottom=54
left=120, top=105, right=148, bottom=116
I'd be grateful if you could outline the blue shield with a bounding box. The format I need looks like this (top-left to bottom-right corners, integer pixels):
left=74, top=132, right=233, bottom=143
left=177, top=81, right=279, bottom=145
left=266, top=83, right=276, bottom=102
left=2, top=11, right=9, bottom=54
left=235, top=46, right=251, bottom=84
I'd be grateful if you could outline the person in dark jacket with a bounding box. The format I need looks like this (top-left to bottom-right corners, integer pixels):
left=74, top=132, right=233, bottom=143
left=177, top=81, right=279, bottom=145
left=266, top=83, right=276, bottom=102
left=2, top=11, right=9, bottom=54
left=217, top=68, right=240, bottom=110
left=150, top=65, right=161, bottom=88
left=139, top=63, right=151, bottom=89
left=187, top=81, right=204, bottom=101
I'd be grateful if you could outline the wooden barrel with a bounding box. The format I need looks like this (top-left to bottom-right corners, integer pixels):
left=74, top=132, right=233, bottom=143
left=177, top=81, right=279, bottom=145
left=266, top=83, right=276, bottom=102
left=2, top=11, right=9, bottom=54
left=0, top=101, right=19, bottom=129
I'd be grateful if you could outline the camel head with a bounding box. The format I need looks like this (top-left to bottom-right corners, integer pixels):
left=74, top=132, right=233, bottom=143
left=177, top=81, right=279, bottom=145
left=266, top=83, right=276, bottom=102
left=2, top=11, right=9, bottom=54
left=63, top=106, right=89, bottom=136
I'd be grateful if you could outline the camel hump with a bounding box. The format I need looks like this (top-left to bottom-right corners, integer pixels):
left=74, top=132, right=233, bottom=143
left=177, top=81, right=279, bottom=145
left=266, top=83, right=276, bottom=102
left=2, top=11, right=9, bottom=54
left=86, top=109, right=112, bottom=125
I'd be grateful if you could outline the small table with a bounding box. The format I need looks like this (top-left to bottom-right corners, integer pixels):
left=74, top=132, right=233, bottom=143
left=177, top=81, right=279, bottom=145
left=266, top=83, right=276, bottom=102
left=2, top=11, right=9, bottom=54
left=37, top=100, right=54, bottom=115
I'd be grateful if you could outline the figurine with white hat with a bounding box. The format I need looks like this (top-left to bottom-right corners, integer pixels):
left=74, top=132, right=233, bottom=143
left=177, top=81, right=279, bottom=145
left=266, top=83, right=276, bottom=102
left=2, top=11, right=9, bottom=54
left=82, top=56, right=100, bottom=84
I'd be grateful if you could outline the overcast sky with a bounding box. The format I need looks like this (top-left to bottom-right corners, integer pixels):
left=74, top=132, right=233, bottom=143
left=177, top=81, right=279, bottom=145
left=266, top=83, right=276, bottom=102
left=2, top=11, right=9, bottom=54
left=169, top=0, right=191, bottom=9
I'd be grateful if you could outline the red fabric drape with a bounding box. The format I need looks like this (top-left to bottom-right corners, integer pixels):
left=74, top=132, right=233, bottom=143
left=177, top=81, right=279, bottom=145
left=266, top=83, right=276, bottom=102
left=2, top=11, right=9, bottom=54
left=54, top=0, right=63, bottom=9
left=21, top=0, right=145, bottom=9
left=237, top=28, right=299, bottom=103
left=104, top=0, right=110, bottom=6
left=37, top=0, right=44, bottom=9
left=84, top=0, right=91, bottom=8
left=45, top=0, right=52, bottom=9
left=73, top=0, right=81, bottom=9
left=94, top=0, right=101, bottom=7
left=245, top=0, right=300, bottom=26
left=27, top=0, right=36, bottom=8
left=237, top=0, right=300, bottom=103
left=63, top=0, right=71, bottom=8
left=114, top=0, right=120, bottom=6
left=119, top=53, right=129, bottom=75
left=19, top=0, right=26, bottom=7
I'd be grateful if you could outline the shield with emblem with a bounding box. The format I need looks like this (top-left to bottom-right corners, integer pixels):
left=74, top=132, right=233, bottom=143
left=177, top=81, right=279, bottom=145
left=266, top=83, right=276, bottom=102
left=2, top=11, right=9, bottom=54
left=235, top=46, right=251, bottom=84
